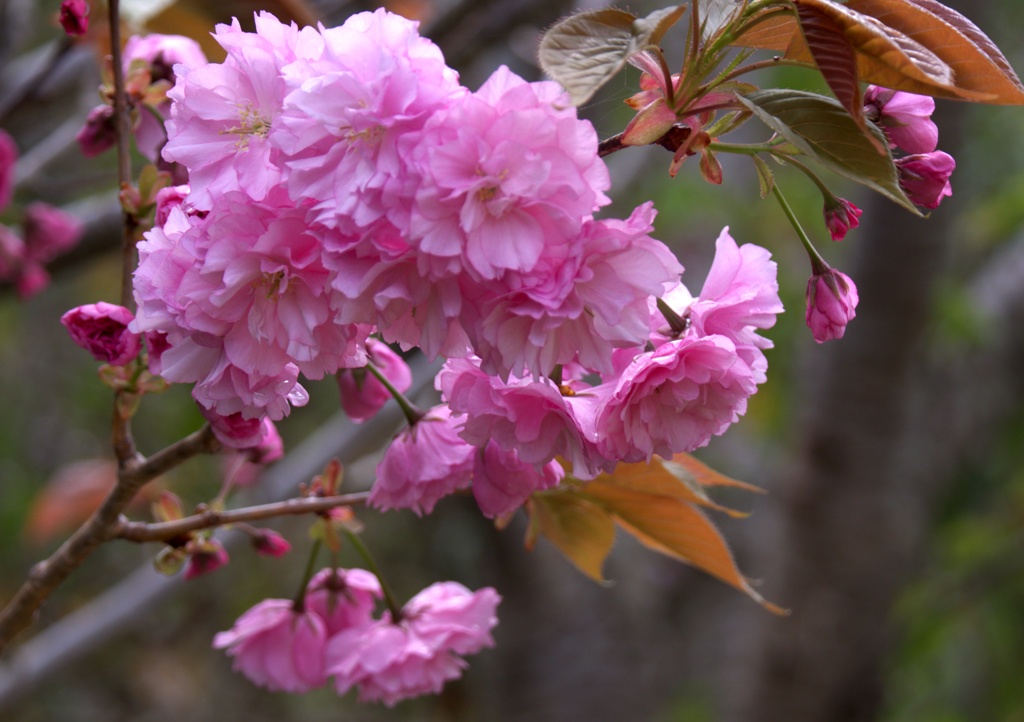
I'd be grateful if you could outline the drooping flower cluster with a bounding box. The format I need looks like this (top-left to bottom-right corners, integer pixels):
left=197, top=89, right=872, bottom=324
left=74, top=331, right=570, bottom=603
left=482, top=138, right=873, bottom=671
left=214, top=568, right=499, bottom=705
left=132, top=9, right=693, bottom=422
left=122, top=6, right=786, bottom=520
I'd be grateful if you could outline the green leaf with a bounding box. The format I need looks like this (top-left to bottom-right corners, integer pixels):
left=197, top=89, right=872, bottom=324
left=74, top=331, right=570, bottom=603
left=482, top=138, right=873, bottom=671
left=528, top=492, right=616, bottom=582
left=753, top=154, right=775, bottom=198
left=738, top=88, right=920, bottom=213
left=538, top=5, right=687, bottom=106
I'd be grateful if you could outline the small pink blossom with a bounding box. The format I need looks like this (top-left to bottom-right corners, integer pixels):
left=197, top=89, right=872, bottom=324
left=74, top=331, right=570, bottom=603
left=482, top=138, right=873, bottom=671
left=123, top=33, right=207, bottom=79
left=597, top=335, right=761, bottom=462
left=337, top=339, right=412, bottom=422
left=462, top=201, right=682, bottom=379
left=305, top=567, right=382, bottom=635
left=0, top=129, right=16, bottom=211
left=864, top=86, right=938, bottom=154
left=369, top=405, right=474, bottom=515
left=897, top=151, right=955, bottom=209
left=213, top=598, right=328, bottom=692
left=247, top=418, right=284, bottom=464
left=60, top=302, right=142, bottom=366
left=823, top=197, right=862, bottom=241
left=251, top=529, right=291, bottom=557
left=75, top=105, right=117, bottom=158
left=23, top=202, right=83, bottom=263
left=59, top=0, right=89, bottom=37
left=201, top=407, right=266, bottom=448
left=408, top=65, right=609, bottom=282
left=154, top=185, right=190, bottom=227
left=326, top=582, right=499, bottom=706
left=805, top=267, right=858, bottom=343
left=437, top=356, right=608, bottom=479
left=472, top=442, right=563, bottom=518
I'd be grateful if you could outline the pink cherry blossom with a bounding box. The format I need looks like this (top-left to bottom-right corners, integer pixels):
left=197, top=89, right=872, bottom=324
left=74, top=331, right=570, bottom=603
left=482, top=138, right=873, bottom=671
left=0, top=129, right=16, bottom=211
left=59, top=0, right=89, bottom=37
left=337, top=339, right=412, bottom=422
left=437, top=357, right=608, bottom=479
left=200, top=407, right=267, bottom=448
left=154, top=185, right=190, bottom=227
left=162, top=15, right=322, bottom=209
left=369, top=405, right=475, bottom=515
left=896, top=151, right=955, bottom=209
left=274, top=8, right=463, bottom=233
left=61, top=302, right=142, bottom=366
left=326, top=582, right=499, bottom=706
left=864, top=86, right=938, bottom=154
left=462, top=201, right=682, bottom=379
left=123, top=33, right=207, bottom=78
left=805, top=267, right=858, bottom=343
left=597, top=334, right=761, bottom=462
left=213, top=598, right=328, bottom=692
left=407, top=65, right=609, bottom=282
left=246, top=418, right=284, bottom=464
left=472, top=442, right=564, bottom=518
left=23, top=202, right=83, bottom=263
left=305, top=567, right=382, bottom=635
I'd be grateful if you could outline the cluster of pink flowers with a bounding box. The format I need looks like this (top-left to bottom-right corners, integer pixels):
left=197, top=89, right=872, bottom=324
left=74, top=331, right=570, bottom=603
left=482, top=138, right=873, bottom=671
left=122, top=9, right=785, bottom=518
left=214, top=568, right=499, bottom=705
left=0, top=130, right=83, bottom=297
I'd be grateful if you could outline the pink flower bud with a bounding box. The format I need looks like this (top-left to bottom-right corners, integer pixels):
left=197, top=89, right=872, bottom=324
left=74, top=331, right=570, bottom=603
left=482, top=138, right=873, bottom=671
left=252, top=529, right=291, bottom=557
left=864, top=86, right=938, bottom=154
left=0, top=129, right=16, bottom=211
left=183, top=537, right=229, bottom=580
left=896, top=151, right=955, bottom=210
left=154, top=185, right=190, bottom=227
left=23, top=202, right=82, bottom=263
left=805, top=268, right=859, bottom=343
left=59, top=0, right=89, bottom=37
left=823, top=197, right=862, bottom=242
left=60, top=302, right=142, bottom=365
left=75, top=105, right=117, bottom=158
left=246, top=419, right=284, bottom=464
left=337, top=340, right=412, bottom=423
left=200, top=408, right=266, bottom=449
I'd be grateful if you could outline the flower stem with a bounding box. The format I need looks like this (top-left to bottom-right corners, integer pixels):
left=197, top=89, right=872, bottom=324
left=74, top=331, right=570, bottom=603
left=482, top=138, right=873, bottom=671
left=772, top=183, right=828, bottom=269
left=366, top=360, right=425, bottom=426
left=343, top=530, right=403, bottom=622
left=292, top=540, right=322, bottom=613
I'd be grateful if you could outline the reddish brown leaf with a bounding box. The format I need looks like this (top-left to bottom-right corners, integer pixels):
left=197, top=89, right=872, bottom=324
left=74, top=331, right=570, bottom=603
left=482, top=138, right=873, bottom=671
left=795, top=3, right=870, bottom=144
left=583, top=482, right=784, bottom=613
left=528, top=492, right=616, bottom=583
left=847, top=0, right=1024, bottom=104
left=596, top=457, right=752, bottom=518
left=730, top=7, right=797, bottom=50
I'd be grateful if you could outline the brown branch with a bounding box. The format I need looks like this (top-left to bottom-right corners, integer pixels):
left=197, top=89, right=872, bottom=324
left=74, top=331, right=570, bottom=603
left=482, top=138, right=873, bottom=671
left=0, top=425, right=218, bottom=653
left=114, top=491, right=372, bottom=543
left=107, top=0, right=135, bottom=310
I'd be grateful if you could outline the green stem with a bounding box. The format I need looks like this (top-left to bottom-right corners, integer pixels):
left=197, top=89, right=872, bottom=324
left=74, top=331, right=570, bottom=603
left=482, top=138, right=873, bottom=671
left=292, top=540, right=322, bottom=613
left=366, top=360, right=425, bottom=426
left=344, top=530, right=404, bottom=622
left=772, top=184, right=828, bottom=269
left=710, top=141, right=779, bottom=155
left=771, top=152, right=833, bottom=197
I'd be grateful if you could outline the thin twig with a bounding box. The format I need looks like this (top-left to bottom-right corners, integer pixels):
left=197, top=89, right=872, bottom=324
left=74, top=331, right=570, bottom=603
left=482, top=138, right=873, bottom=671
left=114, top=492, right=371, bottom=543
left=0, top=425, right=218, bottom=653
left=107, top=0, right=135, bottom=310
